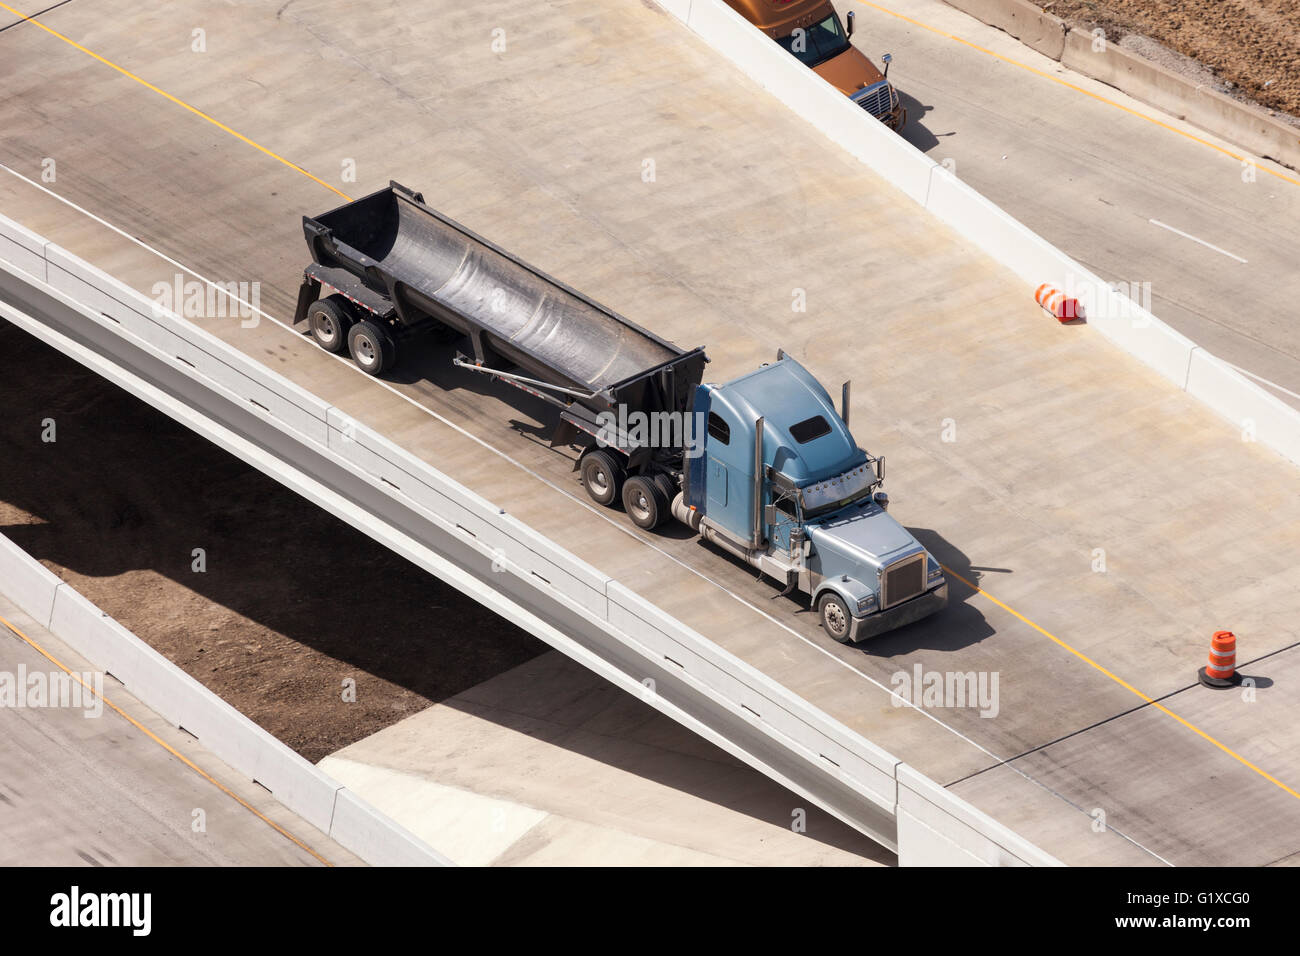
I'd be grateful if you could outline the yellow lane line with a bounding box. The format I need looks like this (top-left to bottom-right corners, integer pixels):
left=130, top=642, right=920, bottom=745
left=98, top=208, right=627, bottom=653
left=0, top=1, right=352, bottom=200
left=941, top=565, right=1300, bottom=802
left=858, top=1, right=1300, bottom=188
left=0, top=611, right=336, bottom=866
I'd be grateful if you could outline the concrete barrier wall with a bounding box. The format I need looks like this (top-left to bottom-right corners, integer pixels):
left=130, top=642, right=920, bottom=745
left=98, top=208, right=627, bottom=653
left=896, top=764, right=1062, bottom=866
left=660, top=0, right=1300, bottom=467
left=0, top=534, right=63, bottom=627
left=942, top=0, right=1066, bottom=60
left=0, top=214, right=1061, bottom=865
left=0, top=530, right=451, bottom=866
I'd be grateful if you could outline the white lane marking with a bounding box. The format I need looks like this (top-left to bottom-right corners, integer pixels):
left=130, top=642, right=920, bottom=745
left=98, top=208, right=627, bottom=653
left=0, top=164, right=1172, bottom=864
left=1220, top=359, right=1300, bottom=403
left=1148, top=218, right=1248, bottom=264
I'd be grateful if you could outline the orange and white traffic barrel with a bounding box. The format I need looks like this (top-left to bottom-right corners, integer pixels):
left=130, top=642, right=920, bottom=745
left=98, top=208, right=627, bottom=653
left=1198, top=630, right=1242, bottom=688
left=1035, top=284, right=1083, bottom=322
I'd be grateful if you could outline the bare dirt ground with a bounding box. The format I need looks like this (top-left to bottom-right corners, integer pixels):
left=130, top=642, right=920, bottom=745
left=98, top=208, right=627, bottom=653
left=1046, top=0, right=1300, bottom=117
left=0, top=321, right=546, bottom=763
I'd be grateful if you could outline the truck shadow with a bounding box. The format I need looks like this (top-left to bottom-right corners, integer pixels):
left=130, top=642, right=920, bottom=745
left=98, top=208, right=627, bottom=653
left=384, top=341, right=589, bottom=459
left=684, top=522, right=996, bottom=656
left=896, top=90, right=946, bottom=153
left=852, top=526, right=998, bottom=656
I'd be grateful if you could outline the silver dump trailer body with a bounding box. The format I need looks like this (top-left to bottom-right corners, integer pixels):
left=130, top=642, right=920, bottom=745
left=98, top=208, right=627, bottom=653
left=293, top=183, right=707, bottom=456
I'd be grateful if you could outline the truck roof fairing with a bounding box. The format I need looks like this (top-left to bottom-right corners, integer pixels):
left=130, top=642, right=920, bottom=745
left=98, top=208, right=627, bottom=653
left=707, top=356, right=863, bottom=482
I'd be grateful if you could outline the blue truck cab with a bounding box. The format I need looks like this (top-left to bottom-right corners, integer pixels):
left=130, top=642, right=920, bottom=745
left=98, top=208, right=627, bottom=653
left=677, top=355, right=947, bottom=642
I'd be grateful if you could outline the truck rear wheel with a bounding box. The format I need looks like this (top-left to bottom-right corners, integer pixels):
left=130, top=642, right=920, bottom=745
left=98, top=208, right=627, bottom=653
left=348, top=320, right=397, bottom=375
left=580, top=450, right=624, bottom=507
left=622, top=475, right=668, bottom=531
left=651, top=472, right=677, bottom=505
left=307, top=296, right=355, bottom=354
left=817, top=592, right=854, bottom=644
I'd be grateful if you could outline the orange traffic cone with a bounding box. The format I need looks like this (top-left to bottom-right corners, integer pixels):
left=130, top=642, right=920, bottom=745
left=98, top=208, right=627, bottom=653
left=1198, top=631, right=1242, bottom=688
left=1035, top=284, right=1083, bottom=322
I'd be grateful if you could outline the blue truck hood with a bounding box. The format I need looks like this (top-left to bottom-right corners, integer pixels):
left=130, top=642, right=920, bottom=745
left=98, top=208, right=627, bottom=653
left=807, top=504, right=922, bottom=569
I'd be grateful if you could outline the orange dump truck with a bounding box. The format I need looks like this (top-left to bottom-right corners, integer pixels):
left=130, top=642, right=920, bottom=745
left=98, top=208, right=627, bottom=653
left=722, top=0, right=905, bottom=129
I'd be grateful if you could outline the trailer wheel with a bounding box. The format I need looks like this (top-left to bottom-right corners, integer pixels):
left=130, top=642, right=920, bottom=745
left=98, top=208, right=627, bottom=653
left=307, top=296, right=355, bottom=354
left=580, top=450, right=624, bottom=507
left=622, top=475, right=668, bottom=531
left=817, top=592, right=854, bottom=644
left=348, top=320, right=397, bottom=375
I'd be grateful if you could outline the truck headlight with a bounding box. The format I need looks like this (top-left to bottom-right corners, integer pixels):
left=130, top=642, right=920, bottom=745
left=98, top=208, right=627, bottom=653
left=857, top=593, right=877, bottom=614
left=928, top=565, right=943, bottom=583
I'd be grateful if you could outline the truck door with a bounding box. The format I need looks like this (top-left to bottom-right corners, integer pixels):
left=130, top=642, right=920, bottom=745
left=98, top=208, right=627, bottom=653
left=768, top=491, right=800, bottom=555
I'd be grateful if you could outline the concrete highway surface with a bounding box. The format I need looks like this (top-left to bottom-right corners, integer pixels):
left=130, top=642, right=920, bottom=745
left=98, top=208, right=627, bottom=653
left=1, top=0, right=1298, bottom=865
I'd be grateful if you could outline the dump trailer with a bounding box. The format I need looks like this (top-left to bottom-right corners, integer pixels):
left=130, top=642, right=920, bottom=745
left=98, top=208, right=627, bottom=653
left=293, top=183, right=945, bottom=642
left=293, top=183, right=707, bottom=461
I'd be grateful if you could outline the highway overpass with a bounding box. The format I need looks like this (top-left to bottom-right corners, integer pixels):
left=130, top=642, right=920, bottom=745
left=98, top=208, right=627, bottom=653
left=2, top=0, right=1298, bottom=866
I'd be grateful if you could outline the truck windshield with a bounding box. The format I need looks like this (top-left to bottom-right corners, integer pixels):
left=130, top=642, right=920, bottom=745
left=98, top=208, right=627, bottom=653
left=776, top=15, right=851, bottom=68
left=801, top=463, right=877, bottom=519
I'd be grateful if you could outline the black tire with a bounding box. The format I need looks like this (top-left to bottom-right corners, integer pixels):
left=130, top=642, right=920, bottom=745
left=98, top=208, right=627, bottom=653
left=651, top=472, right=677, bottom=505
left=347, top=320, right=397, bottom=375
left=580, top=449, right=625, bottom=507
left=818, top=592, right=854, bottom=644
left=307, top=296, right=355, bottom=354
left=622, top=475, right=669, bottom=531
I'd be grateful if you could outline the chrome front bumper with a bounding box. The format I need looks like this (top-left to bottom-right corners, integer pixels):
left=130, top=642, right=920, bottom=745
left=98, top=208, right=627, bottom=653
left=848, top=582, right=947, bottom=642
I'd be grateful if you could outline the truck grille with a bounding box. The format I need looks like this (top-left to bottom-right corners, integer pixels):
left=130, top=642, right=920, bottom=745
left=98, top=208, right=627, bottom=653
left=881, top=554, right=925, bottom=609
left=852, top=81, right=893, bottom=120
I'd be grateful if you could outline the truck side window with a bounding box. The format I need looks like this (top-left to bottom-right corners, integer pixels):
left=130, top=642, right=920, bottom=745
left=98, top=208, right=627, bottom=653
left=707, top=412, right=731, bottom=445
left=790, top=415, right=831, bottom=443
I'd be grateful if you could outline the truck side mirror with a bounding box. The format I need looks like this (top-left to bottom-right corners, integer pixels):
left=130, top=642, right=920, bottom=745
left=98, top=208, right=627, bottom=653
left=846, top=10, right=855, bottom=38
left=882, top=52, right=892, bottom=78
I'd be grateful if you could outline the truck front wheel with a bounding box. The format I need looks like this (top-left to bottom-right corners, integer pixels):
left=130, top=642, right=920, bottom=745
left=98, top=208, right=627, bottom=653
left=307, top=296, right=355, bottom=354
left=580, top=450, right=625, bottom=507
left=348, top=320, right=397, bottom=375
left=622, top=475, right=668, bottom=531
left=817, top=592, right=854, bottom=644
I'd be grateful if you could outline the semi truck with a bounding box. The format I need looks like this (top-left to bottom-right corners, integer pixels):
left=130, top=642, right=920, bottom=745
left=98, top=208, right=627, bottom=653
left=292, top=183, right=946, bottom=642
left=721, top=0, right=905, bottom=130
